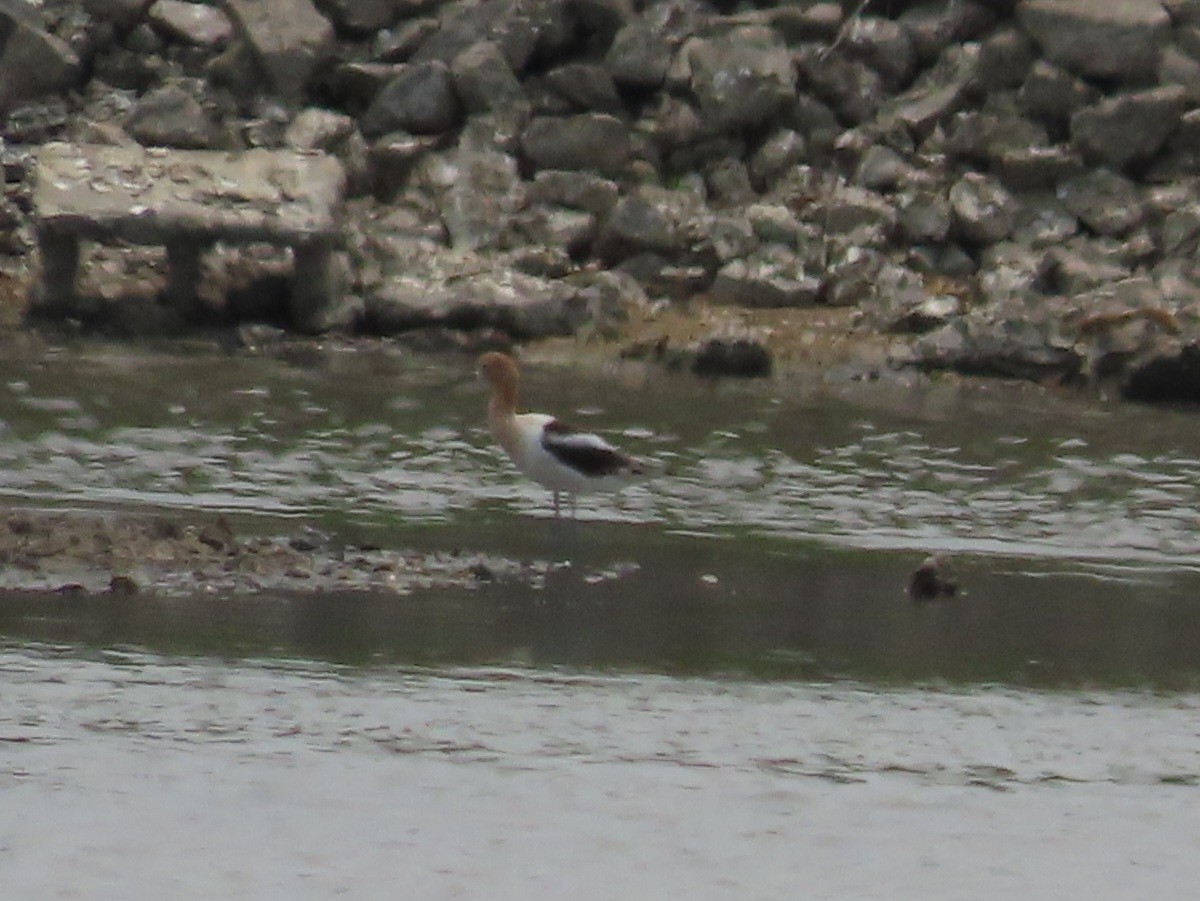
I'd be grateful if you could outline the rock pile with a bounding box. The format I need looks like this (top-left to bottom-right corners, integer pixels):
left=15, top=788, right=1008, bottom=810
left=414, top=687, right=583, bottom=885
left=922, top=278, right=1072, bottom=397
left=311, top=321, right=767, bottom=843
left=3, top=0, right=1200, bottom=398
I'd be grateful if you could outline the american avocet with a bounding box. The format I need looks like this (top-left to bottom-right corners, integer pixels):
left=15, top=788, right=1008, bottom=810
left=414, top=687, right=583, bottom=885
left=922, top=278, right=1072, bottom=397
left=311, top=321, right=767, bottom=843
left=478, top=351, right=643, bottom=516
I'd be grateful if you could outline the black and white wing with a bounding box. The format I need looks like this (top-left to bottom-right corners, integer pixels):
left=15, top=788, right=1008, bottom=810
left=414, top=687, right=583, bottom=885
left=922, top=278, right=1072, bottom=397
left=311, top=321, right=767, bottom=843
left=540, top=419, right=640, bottom=478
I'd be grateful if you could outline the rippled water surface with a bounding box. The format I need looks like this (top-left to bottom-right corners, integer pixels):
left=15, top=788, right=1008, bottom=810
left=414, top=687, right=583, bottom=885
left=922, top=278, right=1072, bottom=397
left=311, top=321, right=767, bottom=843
left=3, top=338, right=1200, bottom=898
left=2, top=340, right=1200, bottom=560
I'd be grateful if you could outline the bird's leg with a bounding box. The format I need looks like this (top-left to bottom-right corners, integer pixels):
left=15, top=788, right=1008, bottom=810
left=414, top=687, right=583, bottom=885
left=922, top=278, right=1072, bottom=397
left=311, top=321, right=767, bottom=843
left=552, top=492, right=561, bottom=517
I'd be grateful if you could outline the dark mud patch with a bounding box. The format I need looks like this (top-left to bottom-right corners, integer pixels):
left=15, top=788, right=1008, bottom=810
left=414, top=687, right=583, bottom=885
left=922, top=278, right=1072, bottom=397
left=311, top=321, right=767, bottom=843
left=0, top=508, right=548, bottom=597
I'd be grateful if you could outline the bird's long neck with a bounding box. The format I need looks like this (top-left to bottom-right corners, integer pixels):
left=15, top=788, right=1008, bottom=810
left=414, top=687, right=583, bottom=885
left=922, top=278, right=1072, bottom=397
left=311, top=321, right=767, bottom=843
left=487, top=377, right=519, bottom=429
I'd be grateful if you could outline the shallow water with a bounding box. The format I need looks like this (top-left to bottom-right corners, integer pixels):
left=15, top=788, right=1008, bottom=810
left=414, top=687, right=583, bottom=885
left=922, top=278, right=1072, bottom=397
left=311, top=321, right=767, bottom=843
left=2, top=338, right=1200, bottom=897
left=4, top=647, right=1200, bottom=900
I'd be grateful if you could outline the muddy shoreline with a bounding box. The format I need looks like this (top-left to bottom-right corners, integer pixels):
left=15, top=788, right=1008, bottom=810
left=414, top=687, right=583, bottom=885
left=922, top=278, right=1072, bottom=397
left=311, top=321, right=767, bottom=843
left=0, top=506, right=549, bottom=598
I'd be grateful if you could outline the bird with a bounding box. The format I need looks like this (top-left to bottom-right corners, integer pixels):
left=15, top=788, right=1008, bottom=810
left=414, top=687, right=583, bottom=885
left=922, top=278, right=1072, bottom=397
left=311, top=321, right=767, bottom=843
left=478, top=351, right=643, bottom=516
left=908, top=554, right=958, bottom=602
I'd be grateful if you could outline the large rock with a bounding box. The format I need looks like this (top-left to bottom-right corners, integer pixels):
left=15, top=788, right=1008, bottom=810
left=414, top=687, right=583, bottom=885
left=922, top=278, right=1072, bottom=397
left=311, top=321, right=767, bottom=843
left=711, top=256, right=821, bottom=308
left=896, top=190, right=952, bottom=244
left=125, top=79, right=224, bottom=149
left=1057, top=169, right=1146, bottom=236
left=899, top=0, right=997, bottom=63
left=941, top=105, right=1049, bottom=167
left=83, top=0, right=154, bottom=30
left=1017, top=60, right=1101, bottom=132
left=1016, top=0, right=1171, bottom=80
left=823, top=248, right=885, bottom=307
left=284, top=108, right=370, bottom=195
left=224, top=0, right=335, bottom=104
left=994, top=145, right=1084, bottom=191
left=410, top=0, right=555, bottom=73
left=1070, top=86, right=1188, bottom=170
left=877, top=43, right=982, bottom=138
left=949, top=174, right=1019, bottom=247
left=843, top=16, right=917, bottom=88
left=909, top=308, right=1081, bottom=380
left=749, top=129, right=808, bottom=191
left=821, top=184, right=898, bottom=246
left=977, top=26, right=1036, bottom=91
left=365, top=266, right=620, bottom=339
left=605, top=1, right=704, bottom=90
left=594, top=194, right=682, bottom=264
left=0, top=2, right=83, bottom=111
left=520, top=113, right=631, bottom=176
left=1041, top=244, right=1132, bottom=295
left=318, top=0, right=398, bottom=35
left=795, top=46, right=884, bottom=125
left=413, top=125, right=525, bottom=251
left=525, top=170, right=620, bottom=217
left=360, top=62, right=463, bottom=137
left=678, top=27, right=796, bottom=132
left=147, top=0, right=233, bottom=47
left=451, top=41, right=529, bottom=121
left=538, top=63, right=625, bottom=115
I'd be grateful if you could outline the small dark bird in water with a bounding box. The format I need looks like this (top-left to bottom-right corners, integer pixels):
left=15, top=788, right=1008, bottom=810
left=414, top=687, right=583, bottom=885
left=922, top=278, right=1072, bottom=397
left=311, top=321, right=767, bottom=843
left=909, top=554, right=957, bottom=602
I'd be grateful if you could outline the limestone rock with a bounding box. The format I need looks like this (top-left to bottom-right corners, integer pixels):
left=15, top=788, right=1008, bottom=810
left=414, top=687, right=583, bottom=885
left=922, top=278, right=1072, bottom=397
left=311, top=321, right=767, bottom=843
left=853, top=145, right=920, bottom=192
left=899, top=0, right=997, bottom=63
left=680, top=27, right=795, bottom=132
left=409, top=0, right=544, bottom=73
left=949, top=173, right=1019, bottom=246
left=877, top=43, right=982, bottom=138
left=1057, top=169, right=1145, bottom=236
left=941, top=105, right=1048, bottom=167
left=1016, top=0, right=1170, bottom=81
left=910, top=309, right=1081, bottom=380
left=451, top=41, right=529, bottom=122
left=711, top=257, right=820, bottom=308
left=319, top=0, right=398, bottom=36
left=361, top=62, right=463, bottom=137
left=896, top=190, right=952, bottom=244
left=538, top=64, right=624, bottom=115
left=993, top=146, right=1084, bottom=191
left=147, top=0, right=232, bottom=47
left=753, top=2, right=840, bottom=44
left=365, top=267, right=616, bottom=339
left=83, top=0, right=154, bottom=30
left=1070, top=86, right=1188, bottom=171
left=284, top=108, right=370, bottom=195
left=126, top=79, right=223, bottom=148
left=844, top=16, right=917, bottom=88
left=749, top=129, right=807, bottom=192
left=526, top=170, right=620, bottom=217
left=520, top=113, right=631, bottom=176
left=413, top=128, right=525, bottom=252
left=795, top=46, right=884, bottom=126
left=224, top=0, right=335, bottom=104
left=605, top=1, right=703, bottom=90
left=977, top=26, right=1036, bottom=91
left=1017, top=60, right=1100, bottom=132
left=0, top=4, right=82, bottom=111
left=594, top=194, right=682, bottom=264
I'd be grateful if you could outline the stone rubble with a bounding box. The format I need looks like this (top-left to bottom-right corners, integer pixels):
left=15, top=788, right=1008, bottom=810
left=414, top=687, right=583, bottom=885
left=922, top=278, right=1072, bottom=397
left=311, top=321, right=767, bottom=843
left=1, top=0, right=1200, bottom=397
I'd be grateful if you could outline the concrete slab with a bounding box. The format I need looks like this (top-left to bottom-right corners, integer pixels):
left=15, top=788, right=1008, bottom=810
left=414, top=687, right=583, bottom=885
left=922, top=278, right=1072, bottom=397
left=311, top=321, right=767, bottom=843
left=31, top=142, right=347, bottom=327
left=33, top=142, right=345, bottom=244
